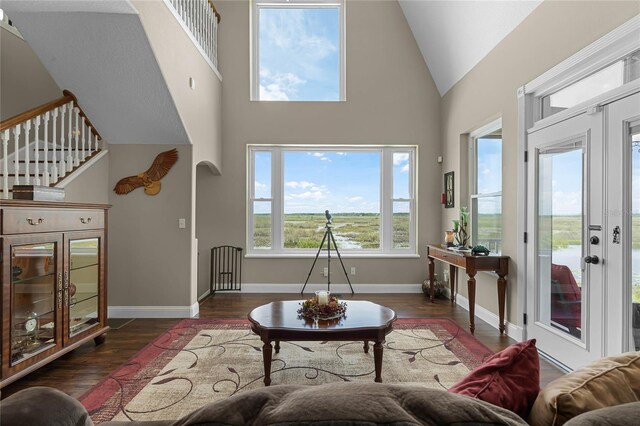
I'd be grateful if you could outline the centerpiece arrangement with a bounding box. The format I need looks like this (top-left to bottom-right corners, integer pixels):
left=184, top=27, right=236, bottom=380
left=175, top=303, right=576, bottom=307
left=298, top=291, right=347, bottom=320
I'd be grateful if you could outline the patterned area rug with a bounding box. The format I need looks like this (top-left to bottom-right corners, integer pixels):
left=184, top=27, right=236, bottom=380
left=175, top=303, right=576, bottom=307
left=80, top=318, right=492, bottom=423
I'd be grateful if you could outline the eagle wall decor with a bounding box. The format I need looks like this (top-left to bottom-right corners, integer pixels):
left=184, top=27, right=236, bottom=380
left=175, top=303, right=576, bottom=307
left=114, top=148, right=178, bottom=196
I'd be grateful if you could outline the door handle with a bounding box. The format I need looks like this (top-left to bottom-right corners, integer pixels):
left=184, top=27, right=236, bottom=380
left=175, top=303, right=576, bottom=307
left=584, top=255, right=600, bottom=265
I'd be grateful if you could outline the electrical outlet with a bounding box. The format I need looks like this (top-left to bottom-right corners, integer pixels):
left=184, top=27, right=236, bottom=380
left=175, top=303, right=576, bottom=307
left=178, top=218, right=186, bottom=229
left=350, top=267, right=356, bottom=275
left=323, top=267, right=328, bottom=277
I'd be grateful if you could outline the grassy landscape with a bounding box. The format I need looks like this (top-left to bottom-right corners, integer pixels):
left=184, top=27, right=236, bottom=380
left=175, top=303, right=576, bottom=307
left=253, top=213, right=409, bottom=250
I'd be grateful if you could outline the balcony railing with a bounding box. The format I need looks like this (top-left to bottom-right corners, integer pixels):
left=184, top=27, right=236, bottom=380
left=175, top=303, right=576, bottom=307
left=164, top=0, right=221, bottom=76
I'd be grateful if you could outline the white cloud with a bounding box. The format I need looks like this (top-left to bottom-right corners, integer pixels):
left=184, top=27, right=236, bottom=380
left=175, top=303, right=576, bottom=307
left=347, top=196, right=364, bottom=202
left=286, top=181, right=315, bottom=189
left=401, top=164, right=410, bottom=173
left=336, top=152, right=347, bottom=156
left=312, top=152, right=324, bottom=157
left=393, top=153, right=409, bottom=165
left=259, top=69, right=306, bottom=101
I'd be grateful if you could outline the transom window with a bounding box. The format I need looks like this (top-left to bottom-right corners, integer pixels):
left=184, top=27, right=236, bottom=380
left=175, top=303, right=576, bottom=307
left=250, top=0, right=345, bottom=101
left=470, top=120, right=503, bottom=254
left=248, top=146, right=417, bottom=255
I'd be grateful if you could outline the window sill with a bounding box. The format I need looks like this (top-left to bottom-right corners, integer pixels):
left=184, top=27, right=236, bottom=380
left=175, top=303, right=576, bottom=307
left=245, top=253, right=420, bottom=259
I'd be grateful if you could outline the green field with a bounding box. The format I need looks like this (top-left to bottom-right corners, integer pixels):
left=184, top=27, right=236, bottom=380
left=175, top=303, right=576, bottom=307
left=253, top=213, right=409, bottom=250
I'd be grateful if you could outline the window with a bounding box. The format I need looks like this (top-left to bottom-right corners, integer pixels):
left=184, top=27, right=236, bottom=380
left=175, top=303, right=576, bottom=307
left=248, top=146, right=417, bottom=255
left=250, top=0, right=345, bottom=101
left=470, top=120, right=502, bottom=254
left=541, top=49, right=640, bottom=119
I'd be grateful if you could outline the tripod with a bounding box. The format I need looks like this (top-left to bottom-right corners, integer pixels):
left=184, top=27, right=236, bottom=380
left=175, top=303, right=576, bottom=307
left=300, top=221, right=355, bottom=295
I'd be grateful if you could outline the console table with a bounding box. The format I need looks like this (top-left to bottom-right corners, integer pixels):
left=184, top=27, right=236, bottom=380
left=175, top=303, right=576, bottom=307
left=427, top=244, right=509, bottom=335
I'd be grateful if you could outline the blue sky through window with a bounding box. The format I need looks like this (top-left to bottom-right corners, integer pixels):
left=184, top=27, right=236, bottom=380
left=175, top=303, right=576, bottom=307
left=259, top=7, right=340, bottom=101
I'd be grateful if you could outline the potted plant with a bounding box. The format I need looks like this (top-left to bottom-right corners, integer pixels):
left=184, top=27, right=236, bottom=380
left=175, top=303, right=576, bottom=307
left=452, top=207, right=469, bottom=248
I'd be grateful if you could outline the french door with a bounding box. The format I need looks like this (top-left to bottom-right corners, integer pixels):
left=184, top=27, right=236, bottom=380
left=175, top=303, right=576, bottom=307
left=527, top=112, right=604, bottom=369
left=526, top=92, right=640, bottom=369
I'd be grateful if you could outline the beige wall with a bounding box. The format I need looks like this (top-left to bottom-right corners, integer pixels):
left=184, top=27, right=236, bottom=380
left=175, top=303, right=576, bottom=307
left=196, top=0, right=442, bottom=291
left=0, top=27, right=60, bottom=120
left=63, top=152, right=110, bottom=204
left=108, top=144, right=194, bottom=307
left=134, top=0, right=223, bottom=173
left=440, top=1, right=640, bottom=325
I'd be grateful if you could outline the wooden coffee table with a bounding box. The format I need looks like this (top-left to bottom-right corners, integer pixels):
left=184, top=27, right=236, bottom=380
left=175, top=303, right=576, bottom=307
left=248, top=300, right=397, bottom=386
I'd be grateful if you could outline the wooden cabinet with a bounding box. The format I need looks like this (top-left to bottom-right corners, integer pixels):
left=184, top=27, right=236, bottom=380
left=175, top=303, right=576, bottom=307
left=0, top=200, right=109, bottom=388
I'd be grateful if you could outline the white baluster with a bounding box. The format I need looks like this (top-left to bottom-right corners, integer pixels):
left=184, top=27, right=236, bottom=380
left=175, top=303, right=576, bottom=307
left=73, top=107, right=80, bottom=167
left=1, top=129, right=9, bottom=198
left=51, top=107, right=59, bottom=182
left=95, top=133, right=99, bottom=152
left=43, top=111, right=51, bottom=186
left=33, top=116, right=41, bottom=185
left=87, top=125, right=93, bottom=157
left=81, top=117, right=86, bottom=161
left=66, top=103, right=73, bottom=172
left=58, top=105, right=66, bottom=176
left=13, top=124, right=20, bottom=186
left=23, top=120, right=31, bottom=185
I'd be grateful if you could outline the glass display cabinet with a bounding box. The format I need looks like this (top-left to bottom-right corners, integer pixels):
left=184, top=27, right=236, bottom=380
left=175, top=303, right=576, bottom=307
left=1, top=201, right=109, bottom=388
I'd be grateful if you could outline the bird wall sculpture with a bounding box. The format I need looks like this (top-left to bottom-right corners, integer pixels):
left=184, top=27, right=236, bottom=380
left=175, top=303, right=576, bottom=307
left=113, top=148, right=178, bottom=196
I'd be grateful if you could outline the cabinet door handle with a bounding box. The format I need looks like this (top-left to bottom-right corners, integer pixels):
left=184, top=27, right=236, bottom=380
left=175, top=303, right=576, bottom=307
left=57, top=273, right=63, bottom=310
left=26, top=217, right=44, bottom=226
left=63, top=271, right=69, bottom=306
left=80, top=217, right=92, bottom=224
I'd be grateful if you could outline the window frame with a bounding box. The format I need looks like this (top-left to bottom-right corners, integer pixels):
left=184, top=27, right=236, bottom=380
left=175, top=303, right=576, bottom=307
left=247, top=145, right=418, bottom=257
left=249, top=0, right=346, bottom=102
left=469, top=118, right=503, bottom=254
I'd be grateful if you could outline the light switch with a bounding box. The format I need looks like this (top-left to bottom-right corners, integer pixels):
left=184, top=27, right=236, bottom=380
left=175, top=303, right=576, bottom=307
left=178, top=218, right=186, bottom=229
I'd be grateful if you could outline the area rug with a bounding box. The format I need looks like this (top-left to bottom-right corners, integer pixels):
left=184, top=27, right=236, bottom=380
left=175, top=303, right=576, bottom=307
left=80, top=318, right=492, bottom=423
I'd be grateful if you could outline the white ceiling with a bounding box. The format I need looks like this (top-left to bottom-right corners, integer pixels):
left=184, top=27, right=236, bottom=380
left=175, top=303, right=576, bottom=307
left=399, top=0, right=542, bottom=96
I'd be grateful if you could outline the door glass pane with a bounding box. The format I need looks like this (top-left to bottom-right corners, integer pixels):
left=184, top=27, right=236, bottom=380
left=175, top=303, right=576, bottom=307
left=11, top=242, right=56, bottom=365
left=537, top=141, right=584, bottom=340
left=393, top=201, right=410, bottom=249
left=69, top=238, right=100, bottom=336
left=631, top=127, right=640, bottom=350
left=253, top=201, right=272, bottom=249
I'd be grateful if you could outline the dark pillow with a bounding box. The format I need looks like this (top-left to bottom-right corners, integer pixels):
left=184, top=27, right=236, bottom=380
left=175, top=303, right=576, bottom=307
left=449, top=339, right=540, bottom=419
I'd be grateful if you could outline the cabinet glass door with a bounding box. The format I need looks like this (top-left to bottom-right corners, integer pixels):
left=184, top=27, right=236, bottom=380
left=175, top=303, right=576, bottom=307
left=9, top=240, right=61, bottom=367
left=66, top=236, right=102, bottom=340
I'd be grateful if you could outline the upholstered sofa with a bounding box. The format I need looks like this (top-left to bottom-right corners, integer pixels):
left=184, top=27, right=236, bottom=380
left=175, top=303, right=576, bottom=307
left=2, top=346, right=639, bottom=425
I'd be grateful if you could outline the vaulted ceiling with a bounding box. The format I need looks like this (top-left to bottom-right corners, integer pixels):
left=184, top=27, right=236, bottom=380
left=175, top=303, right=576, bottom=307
left=399, top=0, right=542, bottom=96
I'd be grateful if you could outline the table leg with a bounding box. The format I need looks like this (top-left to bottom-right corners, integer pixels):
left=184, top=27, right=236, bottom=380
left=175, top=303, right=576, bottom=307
left=262, top=341, right=273, bottom=386
left=449, top=265, right=457, bottom=305
left=428, top=256, right=435, bottom=303
left=274, top=340, right=280, bottom=353
left=497, top=274, right=507, bottom=335
left=373, top=341, right=384, bottom=383
left=363, top=341, right=369, bottom=354
left=467, top=272, right=476, bottom=334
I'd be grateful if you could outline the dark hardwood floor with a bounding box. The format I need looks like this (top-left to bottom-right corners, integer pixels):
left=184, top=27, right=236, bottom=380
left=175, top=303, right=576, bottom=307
left=0, top=293, right=565, bottom=399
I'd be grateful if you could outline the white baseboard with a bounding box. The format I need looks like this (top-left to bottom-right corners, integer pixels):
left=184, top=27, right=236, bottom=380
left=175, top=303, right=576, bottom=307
left=197, top=289, right=211, bottom=302
left=108, top=301, right=199, bottom=318
left=241, top=283, right=423, bottom=294
left=455, top=294, right=523, bottom=341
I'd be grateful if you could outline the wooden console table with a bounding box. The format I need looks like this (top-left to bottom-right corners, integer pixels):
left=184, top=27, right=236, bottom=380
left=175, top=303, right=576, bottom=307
left=427, top=244, right=509, bottom=335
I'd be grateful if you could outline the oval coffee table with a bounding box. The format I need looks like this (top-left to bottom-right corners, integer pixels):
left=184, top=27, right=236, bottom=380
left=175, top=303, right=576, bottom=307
left=248, top=300, right=397, bottom=386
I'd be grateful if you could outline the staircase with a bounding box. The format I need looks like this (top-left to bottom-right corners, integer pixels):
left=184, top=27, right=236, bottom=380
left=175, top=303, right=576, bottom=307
left=0, top=90, right=105, bottom=199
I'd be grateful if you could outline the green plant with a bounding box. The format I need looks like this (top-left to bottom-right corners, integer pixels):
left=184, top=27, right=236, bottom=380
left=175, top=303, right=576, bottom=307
left=453, top=207, right=469, bottom=247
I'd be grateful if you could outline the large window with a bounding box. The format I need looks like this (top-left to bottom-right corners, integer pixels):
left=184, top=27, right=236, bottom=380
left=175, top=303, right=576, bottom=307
left=248, top=146, right=417, bottom=255
left=470, top=120, right=502, bottom=254
left=250, top=0, right=345, bottom=101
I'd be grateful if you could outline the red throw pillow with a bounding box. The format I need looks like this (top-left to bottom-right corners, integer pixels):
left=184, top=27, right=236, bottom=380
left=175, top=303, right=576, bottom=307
left=448, top=339, right=540, bottom=419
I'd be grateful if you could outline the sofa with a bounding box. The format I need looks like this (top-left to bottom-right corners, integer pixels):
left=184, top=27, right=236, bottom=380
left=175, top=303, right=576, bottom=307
left=2, top=345, right=639, bottom=425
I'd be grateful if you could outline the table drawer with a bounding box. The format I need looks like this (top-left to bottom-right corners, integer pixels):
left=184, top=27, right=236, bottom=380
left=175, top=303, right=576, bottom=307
left=2, top=208, right=104, bottom=234
left=430, top=250, right=466, bottom=268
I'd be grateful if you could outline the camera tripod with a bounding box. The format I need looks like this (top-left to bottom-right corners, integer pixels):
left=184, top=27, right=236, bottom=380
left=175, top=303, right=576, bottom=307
left=300, top=220, right=355, bottom=295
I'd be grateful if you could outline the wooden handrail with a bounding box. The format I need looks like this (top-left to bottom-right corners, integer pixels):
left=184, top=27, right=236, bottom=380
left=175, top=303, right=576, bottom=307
left=207, top=0, right=221, bottom=23
left=0, top=90, right=103, bottom=140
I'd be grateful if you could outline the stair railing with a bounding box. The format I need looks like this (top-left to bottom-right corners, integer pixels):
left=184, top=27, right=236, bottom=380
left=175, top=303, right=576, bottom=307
left=0, top=90, right=103, bottom=198
left=164, top=0, right=221, bottom=73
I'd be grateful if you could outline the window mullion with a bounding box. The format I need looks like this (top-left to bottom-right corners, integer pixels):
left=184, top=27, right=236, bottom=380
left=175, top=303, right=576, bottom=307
left=381, top=149, right=392, bottom=252
left=272, top=148, right=283, bottom=253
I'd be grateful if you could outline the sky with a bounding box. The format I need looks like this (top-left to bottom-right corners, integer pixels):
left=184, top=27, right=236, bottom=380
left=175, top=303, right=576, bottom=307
left=259, top=7, right=339, bottom=101
left=254, top=151, right=411, bottom=214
